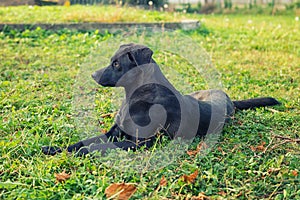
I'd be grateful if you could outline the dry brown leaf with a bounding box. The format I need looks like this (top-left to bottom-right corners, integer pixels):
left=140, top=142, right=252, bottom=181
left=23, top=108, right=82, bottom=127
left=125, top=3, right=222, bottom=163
left=105, top=183, right=137, bottom=200
left=250, top=141, right=266, bottom=152
left=250, top=146, right=256, bottom=152
left=191, top=192, right=210, bottom=200
left=256, top=141, right=266, bottom=151
left=181, top=170, right=198, bottom=184
left=291, top=170, right=298, bottom=177
left=267, top=168, right=281, bottom=174
left=236, top=191, right=243, bottom=197
left=218, top=191, right=227, bottom=196
left=187, top=150, right=199, bottom=156
left=237, top=121, right=243, bottom=125
left=197, top=141, right=208, bottom=151
left=101, top=112, right=116, bottom=118
left=217, top=146, right=226, bottom=155
left=54, top=171, right=71, bottom=183
left=187, top=141, right=208, bottom=156
left=159, top=176, right=167, bottom=186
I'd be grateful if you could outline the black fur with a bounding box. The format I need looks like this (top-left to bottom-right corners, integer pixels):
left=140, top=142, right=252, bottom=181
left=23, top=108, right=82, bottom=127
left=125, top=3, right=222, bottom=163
left=233, top=97, right=280, bottom=110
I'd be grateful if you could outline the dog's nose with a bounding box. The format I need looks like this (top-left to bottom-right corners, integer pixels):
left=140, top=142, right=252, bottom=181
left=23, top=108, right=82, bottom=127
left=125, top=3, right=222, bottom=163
left=91, top=72, right=97, bottom=80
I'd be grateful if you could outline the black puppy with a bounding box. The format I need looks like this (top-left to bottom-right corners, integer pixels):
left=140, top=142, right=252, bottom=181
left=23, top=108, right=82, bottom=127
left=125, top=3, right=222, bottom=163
left=42, top=43, right=280, bottom=156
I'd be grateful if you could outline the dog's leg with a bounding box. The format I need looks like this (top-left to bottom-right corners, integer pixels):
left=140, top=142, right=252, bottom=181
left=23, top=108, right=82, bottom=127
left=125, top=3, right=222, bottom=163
left=67, top=124, right=124, bottom=153
left=76, top=136, right=156, bottom=156
left=42, top=124, right=124, bottom=155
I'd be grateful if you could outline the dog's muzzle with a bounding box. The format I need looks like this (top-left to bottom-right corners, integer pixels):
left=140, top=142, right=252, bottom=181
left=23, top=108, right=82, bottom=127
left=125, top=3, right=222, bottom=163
left=91, top=68, right=105, bottom=85
left=92, top=67, right=116, bottom=87
left=91, top=71, right=98, bottom=82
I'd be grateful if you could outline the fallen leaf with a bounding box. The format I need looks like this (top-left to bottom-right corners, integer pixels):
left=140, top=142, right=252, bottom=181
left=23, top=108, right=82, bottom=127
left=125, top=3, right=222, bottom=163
left=236, top=191, right=243, bottom=197
left=256, top=141, right=266, bottom=151
left=101, top=112, right=116, bottom=118
left=159, top=176, right=167, bottom=186
left=105, top=183, right=137, bottom=200
left=187, top=141, right=208, bottom=156
left=218, top=191, right=227, bottom=196
left=267, top=168, right=280, bottom=174
left=191, top=192, right=210, bottom=200
left=250, top=141, right=266, bottom=152
left=54, top=171, right=71, bottom=183
left=181, top=170, right=198, bottom=184
left=217, top=146, right=226, bottom=155
left=250, top=146, right=256, bottom=152
left=187, top=150, right=199, bottom=156
left=291, top=170, right=298, bottom=177
left=198, top=141, right=208, bottom=151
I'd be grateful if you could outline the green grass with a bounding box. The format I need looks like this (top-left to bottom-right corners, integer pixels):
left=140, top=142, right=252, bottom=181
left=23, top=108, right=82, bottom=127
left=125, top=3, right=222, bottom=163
left=1, top=6, right=300, bottom=199
left=0, top=5, right=188, bottom=23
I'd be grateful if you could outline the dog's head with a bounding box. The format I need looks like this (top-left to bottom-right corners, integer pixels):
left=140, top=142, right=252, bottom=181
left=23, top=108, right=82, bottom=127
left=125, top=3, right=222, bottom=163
left=92, top=43, right=153, bottom=87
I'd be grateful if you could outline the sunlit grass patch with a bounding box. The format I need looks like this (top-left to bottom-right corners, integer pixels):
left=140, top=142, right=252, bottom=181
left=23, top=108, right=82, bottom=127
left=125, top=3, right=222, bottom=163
left=0, top=5, right=188, bottom=23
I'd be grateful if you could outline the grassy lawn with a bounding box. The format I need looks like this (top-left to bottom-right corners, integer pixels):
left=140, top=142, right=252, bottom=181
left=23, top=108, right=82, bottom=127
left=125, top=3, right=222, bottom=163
left=0, top=5, right=188, bottom=23
left=1, top=5, right=299, bottom=199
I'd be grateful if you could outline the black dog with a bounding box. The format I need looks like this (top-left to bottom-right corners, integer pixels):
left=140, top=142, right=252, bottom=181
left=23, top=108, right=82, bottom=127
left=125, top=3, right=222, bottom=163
left=42, top=43, right=280, bottom=156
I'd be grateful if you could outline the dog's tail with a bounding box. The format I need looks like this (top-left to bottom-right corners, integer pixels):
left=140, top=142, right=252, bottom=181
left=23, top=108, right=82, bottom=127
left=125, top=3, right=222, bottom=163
left=233, top=97, right=280, bottom=110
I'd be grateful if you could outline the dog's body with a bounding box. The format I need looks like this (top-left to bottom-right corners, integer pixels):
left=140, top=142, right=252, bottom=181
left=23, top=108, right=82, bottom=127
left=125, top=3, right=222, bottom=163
left=42, top=43, right=280, bottom=156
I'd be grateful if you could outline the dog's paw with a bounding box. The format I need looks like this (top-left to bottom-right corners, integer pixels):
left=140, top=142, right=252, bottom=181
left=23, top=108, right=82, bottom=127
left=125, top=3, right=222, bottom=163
left=42, top=146, right=62, bottom=156
left=75, top=148, right=89, bottom=157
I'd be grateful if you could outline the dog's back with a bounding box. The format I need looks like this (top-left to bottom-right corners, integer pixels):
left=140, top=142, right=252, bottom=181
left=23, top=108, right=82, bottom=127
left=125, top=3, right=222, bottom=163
left=189, top=90, right=235, bottom=137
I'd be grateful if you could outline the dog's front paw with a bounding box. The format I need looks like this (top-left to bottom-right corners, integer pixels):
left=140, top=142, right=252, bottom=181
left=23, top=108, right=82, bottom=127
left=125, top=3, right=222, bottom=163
left=42, top=146, right=62, bottom=156
left=75, top=148, right=89, bottom=157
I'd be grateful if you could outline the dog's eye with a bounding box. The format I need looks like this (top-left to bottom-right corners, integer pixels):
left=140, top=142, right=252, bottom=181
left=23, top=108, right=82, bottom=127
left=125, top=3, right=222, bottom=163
left=113, top=61, right=120, bottom=69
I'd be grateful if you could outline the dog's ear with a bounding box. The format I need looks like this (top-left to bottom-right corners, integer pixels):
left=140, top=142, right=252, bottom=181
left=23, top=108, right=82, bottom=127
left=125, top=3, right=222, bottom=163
left=130, top=47, right=153, bottom=66
left=127, top=52, right=135, bottom=63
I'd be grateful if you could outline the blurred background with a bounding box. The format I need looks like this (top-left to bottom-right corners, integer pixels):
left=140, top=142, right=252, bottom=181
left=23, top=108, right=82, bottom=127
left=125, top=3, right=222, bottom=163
left=1, top=0, right=299, bottom=15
